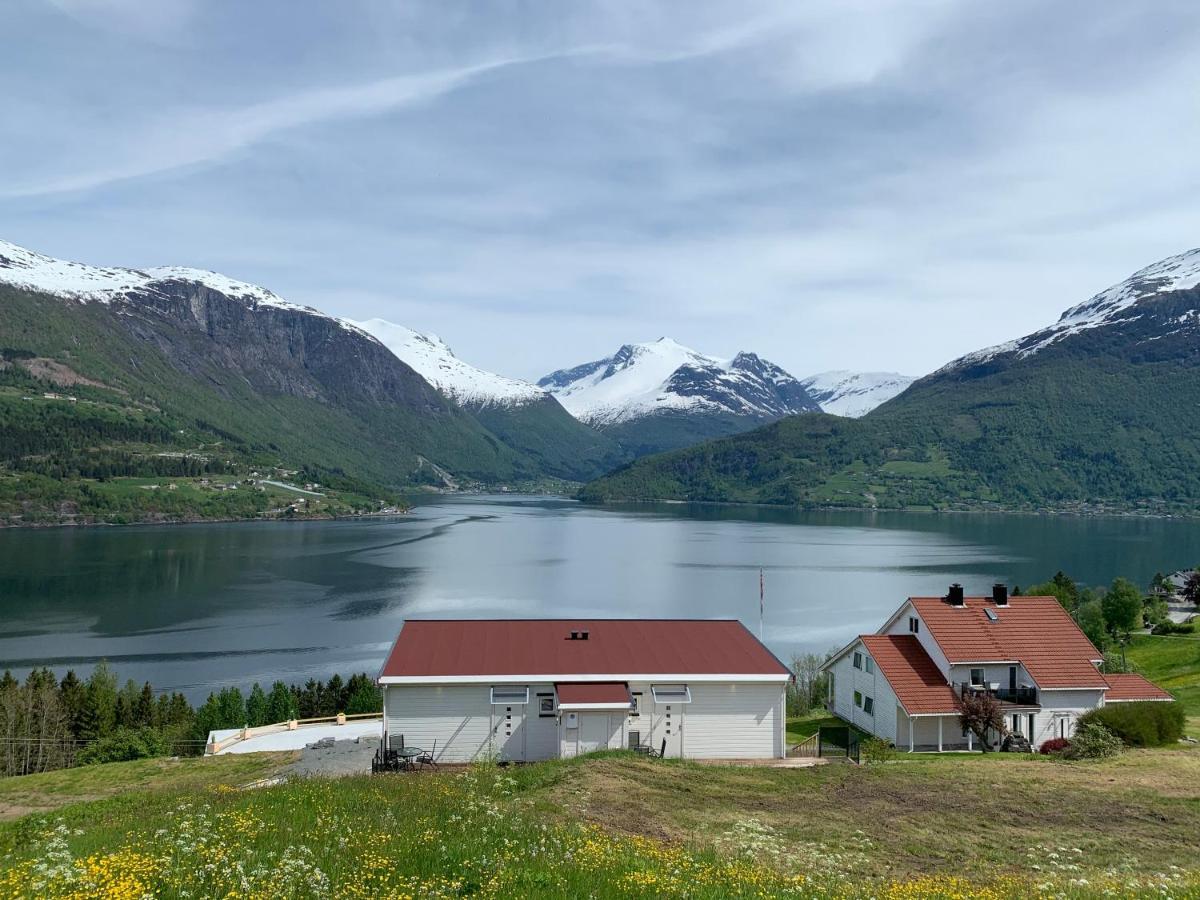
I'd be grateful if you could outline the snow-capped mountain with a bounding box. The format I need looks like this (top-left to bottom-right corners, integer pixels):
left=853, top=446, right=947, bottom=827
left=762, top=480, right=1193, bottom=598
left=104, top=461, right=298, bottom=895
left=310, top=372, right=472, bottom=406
left=800, top=371, right=916, bottom=417
left=351, top=318, right=546, bottom=409
left=539, top=338, right=818, bottom=426
left=942, top=248, right=1200, bottom=372
left=0, top=238, right=333, bottom=316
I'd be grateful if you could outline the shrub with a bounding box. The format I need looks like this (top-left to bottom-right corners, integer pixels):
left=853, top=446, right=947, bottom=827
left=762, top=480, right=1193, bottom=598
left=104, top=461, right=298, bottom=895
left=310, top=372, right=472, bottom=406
left=1079, top=701, right=1184, bottom=747
left=860, top=737, right=895, bottom=765
left=1063, top=722, right=1123, bottom=760
left=1151, top=621, right=1195, bottom=635
left=76, top=727, right=170, bottom=765
left=1039, top=737, right=1071, bottom=755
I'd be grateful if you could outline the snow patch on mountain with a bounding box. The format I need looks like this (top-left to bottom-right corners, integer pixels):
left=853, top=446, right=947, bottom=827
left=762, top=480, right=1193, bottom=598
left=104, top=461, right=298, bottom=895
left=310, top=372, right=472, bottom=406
left=352, top=318, right=546, bottom=408
left=941, top=248, right=1200, bottom=372
left=539, top=337, right=816, bottom=425
left=800, top=370, right=916, bottom=417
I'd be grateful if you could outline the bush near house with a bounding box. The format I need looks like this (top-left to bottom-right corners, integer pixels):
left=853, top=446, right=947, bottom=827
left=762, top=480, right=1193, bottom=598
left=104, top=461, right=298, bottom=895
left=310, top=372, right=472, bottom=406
left=1078, top=702, right=1185, bottom=747
left=1038, top=737, right=1070, bottom=755
left=1063, top=722, right=1124, bottom=759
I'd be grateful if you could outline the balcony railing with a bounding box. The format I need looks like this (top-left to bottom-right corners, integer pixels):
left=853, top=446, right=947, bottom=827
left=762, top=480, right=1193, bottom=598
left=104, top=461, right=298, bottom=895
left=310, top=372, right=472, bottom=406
left=958, top=683, right=1038, bottom=706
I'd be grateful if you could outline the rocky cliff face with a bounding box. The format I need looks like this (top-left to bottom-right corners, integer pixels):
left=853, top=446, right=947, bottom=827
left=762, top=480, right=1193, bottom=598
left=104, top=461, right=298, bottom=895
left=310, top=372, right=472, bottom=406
left=115, top=279, right=451, bottom=412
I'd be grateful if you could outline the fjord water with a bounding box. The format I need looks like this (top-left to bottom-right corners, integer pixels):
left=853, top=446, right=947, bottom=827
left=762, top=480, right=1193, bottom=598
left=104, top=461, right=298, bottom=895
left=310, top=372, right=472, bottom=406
left=2, top=496, right=1198, bottom=699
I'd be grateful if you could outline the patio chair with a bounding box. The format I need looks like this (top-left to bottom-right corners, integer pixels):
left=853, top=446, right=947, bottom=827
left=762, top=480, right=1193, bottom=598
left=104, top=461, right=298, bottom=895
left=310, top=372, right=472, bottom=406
left=415, top=740, right=438, bottom=769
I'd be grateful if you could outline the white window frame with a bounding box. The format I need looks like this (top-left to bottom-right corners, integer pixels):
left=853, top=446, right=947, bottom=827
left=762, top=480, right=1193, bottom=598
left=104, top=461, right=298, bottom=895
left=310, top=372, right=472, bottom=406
left=651, top=684, right=692, bottom=704
left=853, top=690, right=863, bottom=708
left=865, top=656, right=875, bottom=675
left=863, top=696, right=874, bottom=716
left=909, top=616, right=920, bottom=633
left=852, top=651, right=863, bottom=670
left=489, top=686, right=530, bottom=705
left=969, top=668, right=985, bottom=687
left=630, top=692, right=642, bottom=717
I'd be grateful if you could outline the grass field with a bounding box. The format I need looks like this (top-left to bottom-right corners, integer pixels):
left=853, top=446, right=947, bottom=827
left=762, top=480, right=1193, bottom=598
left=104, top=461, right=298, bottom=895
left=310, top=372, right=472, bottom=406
left=0, top=752, right=294, bottom=821
left=1126, top=634, right=1200, bottom=726
left=2, top=747, right=1198, bottom=898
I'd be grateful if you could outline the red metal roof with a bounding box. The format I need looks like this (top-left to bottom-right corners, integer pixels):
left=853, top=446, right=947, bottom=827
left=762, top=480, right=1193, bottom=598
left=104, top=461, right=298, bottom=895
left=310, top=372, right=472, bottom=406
left=1103, top=673, right=1174, bottom=702
left=907, top=596, right=1108, bottom=689
left=379, top=619, right=790, bottom=679
left=555, top=682, right=630, bottom=705
left=860, top=634, right=960, bottom=714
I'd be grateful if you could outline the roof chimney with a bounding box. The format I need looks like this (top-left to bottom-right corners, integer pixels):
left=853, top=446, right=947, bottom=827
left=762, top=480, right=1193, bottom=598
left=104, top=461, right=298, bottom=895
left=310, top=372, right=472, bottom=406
left=946, top=583, right=965, bottom=606
left=992, top=583, right=1009, bottom=606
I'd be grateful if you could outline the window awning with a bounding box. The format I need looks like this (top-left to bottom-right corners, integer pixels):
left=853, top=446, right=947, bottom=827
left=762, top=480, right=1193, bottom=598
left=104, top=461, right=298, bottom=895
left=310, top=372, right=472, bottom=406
left=555, top=682, right=631, bottom=711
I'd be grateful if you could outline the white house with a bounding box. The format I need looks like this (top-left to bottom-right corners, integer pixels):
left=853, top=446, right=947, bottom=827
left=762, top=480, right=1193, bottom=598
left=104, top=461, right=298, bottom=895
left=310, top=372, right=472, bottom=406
left=821, top=584, right=1173, bottom=752
left=376, top=618, right=791, bottom=762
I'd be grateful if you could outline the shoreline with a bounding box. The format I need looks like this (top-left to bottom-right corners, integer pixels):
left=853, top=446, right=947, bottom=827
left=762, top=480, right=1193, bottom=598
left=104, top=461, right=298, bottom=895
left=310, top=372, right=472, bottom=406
left=0, top=507, right=414, bottom=531
left=579, top=496, right=1197, bottom=521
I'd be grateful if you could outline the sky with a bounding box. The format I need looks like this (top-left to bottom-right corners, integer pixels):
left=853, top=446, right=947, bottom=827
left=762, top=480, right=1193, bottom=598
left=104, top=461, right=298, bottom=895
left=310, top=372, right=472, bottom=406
left=4, top=1, right=1200, bottom=381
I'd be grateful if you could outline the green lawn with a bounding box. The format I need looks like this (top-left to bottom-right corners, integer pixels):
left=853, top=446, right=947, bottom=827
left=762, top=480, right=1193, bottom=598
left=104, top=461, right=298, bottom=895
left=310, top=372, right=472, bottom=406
left=1125, top=633, right=1200, bottom=728
left=3, top=749, right=1198, bottom=897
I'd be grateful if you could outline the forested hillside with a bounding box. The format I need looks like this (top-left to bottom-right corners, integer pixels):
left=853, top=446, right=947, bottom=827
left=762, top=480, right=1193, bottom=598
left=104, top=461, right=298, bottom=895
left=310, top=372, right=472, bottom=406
left=581, top=263, right=1200, bottom=512
left=0, top=278, right=527, bottom=524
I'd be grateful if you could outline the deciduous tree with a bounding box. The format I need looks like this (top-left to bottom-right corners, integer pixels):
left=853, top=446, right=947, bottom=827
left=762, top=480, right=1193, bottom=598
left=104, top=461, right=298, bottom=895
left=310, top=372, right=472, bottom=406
left=957, top=690, right=1006, bottom=752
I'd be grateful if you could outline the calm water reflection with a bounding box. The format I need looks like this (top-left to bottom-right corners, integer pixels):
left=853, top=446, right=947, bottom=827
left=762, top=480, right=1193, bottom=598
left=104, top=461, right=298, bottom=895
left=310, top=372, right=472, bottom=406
left=1, top=497, right=1197, bottom=698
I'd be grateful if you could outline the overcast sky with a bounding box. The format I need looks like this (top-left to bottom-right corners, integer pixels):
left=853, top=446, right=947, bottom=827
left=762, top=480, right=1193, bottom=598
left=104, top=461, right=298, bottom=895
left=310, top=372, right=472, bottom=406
left=5, top=1, right=1200, bottom=380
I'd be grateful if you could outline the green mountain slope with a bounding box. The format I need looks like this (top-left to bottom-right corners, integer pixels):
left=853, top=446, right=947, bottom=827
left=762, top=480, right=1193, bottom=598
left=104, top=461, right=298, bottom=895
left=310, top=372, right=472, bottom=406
left=581, top=252, right=1200, bottom=512
left=468, top=395, right=627, bottom=482
left=0, top=276, right=543, bottom=522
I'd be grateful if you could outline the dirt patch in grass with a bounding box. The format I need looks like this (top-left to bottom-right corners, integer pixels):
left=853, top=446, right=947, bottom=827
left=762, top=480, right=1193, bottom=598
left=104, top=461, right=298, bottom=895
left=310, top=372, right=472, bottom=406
left=533, top=751, right=1200, bottom=878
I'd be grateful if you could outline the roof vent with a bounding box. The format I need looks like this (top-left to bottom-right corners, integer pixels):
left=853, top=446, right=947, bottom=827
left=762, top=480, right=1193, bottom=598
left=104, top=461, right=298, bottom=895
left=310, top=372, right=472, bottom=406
left=946, top=584, right=965, bottom=606
left=568, top=630, right=590, bottom=641
left=992, top=583, right=1009, bottom=606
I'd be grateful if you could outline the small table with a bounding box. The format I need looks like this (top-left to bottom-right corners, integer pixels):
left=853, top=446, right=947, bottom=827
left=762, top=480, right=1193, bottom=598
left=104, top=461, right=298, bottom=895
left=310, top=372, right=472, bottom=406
left=394, top=747, right=423, bottom=770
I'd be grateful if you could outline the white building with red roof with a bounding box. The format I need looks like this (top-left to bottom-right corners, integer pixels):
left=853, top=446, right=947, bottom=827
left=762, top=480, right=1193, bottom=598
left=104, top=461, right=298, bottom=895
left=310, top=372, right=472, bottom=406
left=376, top=619, right=791, bottom=763
left=821, top=584, right=1174, bottom=752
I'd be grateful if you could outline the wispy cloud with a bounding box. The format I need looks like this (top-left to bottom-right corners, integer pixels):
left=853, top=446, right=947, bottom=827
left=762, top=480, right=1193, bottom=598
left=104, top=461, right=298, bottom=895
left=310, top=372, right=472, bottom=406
left=3, top=48, right=605, bottom=199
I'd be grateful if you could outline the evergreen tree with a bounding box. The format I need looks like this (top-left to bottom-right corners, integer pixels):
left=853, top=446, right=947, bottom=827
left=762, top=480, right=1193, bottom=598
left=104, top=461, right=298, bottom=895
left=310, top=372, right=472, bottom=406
left=58, top=671, right=86, bottom=737
left=215, top=687, right=245, bottom=728
left=325, top=674, right=345, bottom=715
left=135, top=682, right=155, bottom=728
left=344, top=678, right=381, bottom=715
left=266, top=681, right=297, bottom=723
left=193, top=693, right=222, bottom=742
left=80, top=661, right=118, bottom=740
left=246, top=683, right=269, bottom=727
left=298, top=679, right=320, bottom=719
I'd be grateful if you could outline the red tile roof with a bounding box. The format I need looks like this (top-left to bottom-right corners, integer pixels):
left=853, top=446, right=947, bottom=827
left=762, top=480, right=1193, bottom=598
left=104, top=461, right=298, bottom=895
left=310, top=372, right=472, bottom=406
left=860, top=635, right=960, bottom=714
left=555, top=682, right=631, bottom=706
left=379, top=619, right=790, bottom=679
left=1103, top=673, right=1174, bottom=702
left=907, top=596, right=1107, bottom=689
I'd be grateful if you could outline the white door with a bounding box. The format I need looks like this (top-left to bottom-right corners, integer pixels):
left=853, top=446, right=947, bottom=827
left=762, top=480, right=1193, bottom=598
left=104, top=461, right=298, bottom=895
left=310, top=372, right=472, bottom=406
left=578, top=714, right=609, bottom=754
left=654, top=702, right=684, bottom=757
left=492, top=704, right=526, bottom=761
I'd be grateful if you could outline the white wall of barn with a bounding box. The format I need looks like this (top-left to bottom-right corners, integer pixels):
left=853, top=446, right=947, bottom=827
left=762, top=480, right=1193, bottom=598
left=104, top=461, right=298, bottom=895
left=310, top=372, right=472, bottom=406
left=385, top=679, right=786, bottom=762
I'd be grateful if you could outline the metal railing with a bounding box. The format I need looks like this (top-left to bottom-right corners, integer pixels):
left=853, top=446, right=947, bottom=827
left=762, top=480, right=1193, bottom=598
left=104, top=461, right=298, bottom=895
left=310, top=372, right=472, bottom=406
left=958, top=683, right=1038, bottom=706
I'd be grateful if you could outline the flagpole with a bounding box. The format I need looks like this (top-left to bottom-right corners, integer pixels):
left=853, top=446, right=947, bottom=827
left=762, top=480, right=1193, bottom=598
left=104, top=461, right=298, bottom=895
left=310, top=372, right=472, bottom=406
left=759, top=567, right=764, bottom=641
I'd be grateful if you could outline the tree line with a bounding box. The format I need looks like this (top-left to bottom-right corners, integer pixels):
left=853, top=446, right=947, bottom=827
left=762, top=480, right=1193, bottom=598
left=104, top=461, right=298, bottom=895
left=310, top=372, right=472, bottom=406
left=0, top=662, right=381, bottom=777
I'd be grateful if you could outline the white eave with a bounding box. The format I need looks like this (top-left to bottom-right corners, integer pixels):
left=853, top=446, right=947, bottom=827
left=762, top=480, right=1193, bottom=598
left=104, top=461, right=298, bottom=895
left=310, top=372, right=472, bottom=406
left=378, top=672, right=790, bottom=685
